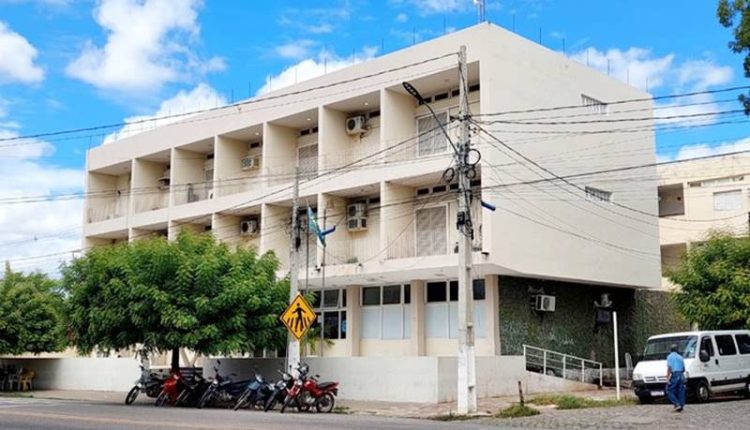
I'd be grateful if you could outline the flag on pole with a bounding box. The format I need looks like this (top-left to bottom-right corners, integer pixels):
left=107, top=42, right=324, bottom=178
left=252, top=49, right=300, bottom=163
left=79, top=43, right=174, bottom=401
left=307, top=206, right=335, bottom=246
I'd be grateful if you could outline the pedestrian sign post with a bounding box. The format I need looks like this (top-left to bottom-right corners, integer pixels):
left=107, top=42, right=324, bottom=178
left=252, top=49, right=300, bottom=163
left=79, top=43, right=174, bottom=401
left=280, top=293, right=317, bottom=341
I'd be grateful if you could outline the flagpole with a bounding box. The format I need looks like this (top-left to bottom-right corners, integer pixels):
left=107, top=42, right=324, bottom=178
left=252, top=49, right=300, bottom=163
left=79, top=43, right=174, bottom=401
left=319, top=207, right=327, bottom=357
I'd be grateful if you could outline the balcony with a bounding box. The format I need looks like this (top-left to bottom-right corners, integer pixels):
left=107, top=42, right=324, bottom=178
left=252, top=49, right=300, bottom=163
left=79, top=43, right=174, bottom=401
left=658, top=184, right=685, bottom=217
left=173, top=139, right=214, bottom=206
left=88, top=193, right=129, bottom=223
left=133, top=152, right=170, bottom=214
left=215, top=125, right=265, bottom=198
left=86, top=163, right=131, bottom=223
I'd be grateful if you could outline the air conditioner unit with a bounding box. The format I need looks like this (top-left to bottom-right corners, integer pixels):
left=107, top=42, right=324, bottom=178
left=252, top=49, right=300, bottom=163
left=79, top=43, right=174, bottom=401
left=534, top=295, right=556, bottom=312
left=157, top=168, right=170, bottom=190
left=241, top=156, right=260, bottom=171
left=347, top=202, right=368, bottom=231
left=345, top=115, right=367, bottom=135
left=240, top=219, right=259, bottom=236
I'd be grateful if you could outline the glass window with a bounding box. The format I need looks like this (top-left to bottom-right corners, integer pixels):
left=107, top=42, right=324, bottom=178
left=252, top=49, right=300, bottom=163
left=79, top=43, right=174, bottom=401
left=340, top=311, right=347, bottom=340
left=642, top=336, right=698, bottom=360
left=472, top=279, right=486, bottom=300
left=713, top=190, right=742, bottom=211
left=736, top=334, right=750, bottom=354
left=323, top=290, right=339, bottom=308
left=310, top=291, right=321, bottom=308
left=449, top=281, right=458, bottom=302
left=383, top=285, right=401, bottom=305
left=426, top=282, right=447, bottom=302
left=700, top=336, right=714, bottom=357
left=342, top=290, right=347, bottom=308
left=404, top=284, right=411, bottom=304
left=323, top=312, right=339, bottom=340
left=715, top=335, right=738, bottom=356
left=362, top=287, right=381, bottom=306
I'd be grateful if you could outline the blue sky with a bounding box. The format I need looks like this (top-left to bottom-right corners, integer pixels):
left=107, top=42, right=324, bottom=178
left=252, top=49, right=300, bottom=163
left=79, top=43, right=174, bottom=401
left=0, top=0, right=748, bottom=271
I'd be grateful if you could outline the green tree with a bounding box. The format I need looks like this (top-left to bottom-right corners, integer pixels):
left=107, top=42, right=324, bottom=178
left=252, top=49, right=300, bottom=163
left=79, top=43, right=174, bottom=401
left=62, top=231, right=289, bottom=369
left=0, top=265, right=67, bottom=355
left=668, top=234, right=750, bottom=329
left=718, top=0, right=750, bottom=114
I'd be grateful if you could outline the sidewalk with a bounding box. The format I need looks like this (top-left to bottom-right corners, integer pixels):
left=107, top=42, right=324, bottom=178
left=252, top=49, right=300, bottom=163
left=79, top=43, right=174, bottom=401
left=2, top=388, right=629, bottom=418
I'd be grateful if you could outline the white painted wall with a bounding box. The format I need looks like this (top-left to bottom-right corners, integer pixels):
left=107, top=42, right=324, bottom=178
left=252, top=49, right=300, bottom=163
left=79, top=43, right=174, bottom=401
left=1, top=358, right=140, bottom=391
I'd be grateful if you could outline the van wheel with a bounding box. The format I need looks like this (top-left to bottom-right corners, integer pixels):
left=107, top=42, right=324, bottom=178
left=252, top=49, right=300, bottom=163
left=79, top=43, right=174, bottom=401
left=743, top=379, right=750, bottom=399
left=694, top=380, right=710, bottom=403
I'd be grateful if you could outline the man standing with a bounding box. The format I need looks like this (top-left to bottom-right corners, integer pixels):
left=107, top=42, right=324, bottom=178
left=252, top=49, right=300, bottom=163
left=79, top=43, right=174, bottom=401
left=666, top=344, right=686, bottom=412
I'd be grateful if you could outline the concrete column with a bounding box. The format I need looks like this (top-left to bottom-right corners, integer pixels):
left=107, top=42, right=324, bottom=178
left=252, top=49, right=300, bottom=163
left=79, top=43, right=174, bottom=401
left=485, top=275, right=501, bottom=355
left=410, top=280, right=425, bottom=356
left=346, top=285, right=361, bottom=357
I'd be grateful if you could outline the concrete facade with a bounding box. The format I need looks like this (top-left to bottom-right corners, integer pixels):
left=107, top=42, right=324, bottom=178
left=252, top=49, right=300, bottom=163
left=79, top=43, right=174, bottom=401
left=657, top=153, right=750, bottom=287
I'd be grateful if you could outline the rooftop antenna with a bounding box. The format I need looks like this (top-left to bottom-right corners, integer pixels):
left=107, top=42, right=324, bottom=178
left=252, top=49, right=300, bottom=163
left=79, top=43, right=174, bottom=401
left=473, top=0, right=486, bottom=23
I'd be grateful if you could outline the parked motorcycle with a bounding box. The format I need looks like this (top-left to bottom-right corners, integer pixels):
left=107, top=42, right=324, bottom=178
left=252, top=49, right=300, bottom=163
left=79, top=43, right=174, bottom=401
left=233, top=371, right=273, bottom=411
left=125, top=365, right=165, bottom=405
left=280, top=363, right=339, bottom=414
left=263, top=370, right=294, bottom=412
left=155, top=369, right=183, bottom=407
left=197, top=361, right=244, bottom=409
left=175, top=371, right=210, bottom=407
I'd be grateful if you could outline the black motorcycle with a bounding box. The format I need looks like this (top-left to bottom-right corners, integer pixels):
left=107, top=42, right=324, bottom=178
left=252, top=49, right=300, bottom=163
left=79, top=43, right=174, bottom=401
left=175, top=372, right=210, bottom=407
left=233, top=371, right=273, bottom=411
left=125, top=365, right=165, bottom=405
left=263, top=370, right=294, bottom=412
left=197, top=361, right=243, bottom=409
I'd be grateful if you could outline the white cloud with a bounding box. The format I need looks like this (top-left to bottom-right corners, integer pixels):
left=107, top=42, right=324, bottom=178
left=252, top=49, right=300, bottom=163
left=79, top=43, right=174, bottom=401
left=571, top=47, right=674, bottom=91
left=257, top=47, right=378, bottom=95
left=676, top=60, right=733, bottom=91
left=0, top=21, right=44, bottom=84
left=397, top=0, right=470, bottom=14
left=275, top=40, right=317, bottom=60
left=658, top=137, right=750, bottom=163
left=0, top=129, right=83, bottom=276
left=395, top=12, right=409, bottom=23
left=278, top=7, right=349, bottom=34
left=103, top=83, right=226, bottom=144
left=66, top=0, right=224, bottom=93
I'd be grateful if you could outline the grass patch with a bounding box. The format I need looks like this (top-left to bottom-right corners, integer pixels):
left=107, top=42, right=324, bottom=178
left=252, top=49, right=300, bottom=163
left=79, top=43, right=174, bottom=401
left=528, top=394, right=636, bottom=410
left=495, top=404, right=540, bottom=418
left=430, top=412, right=475, bottom=421
left=332, top=406, right=351, bottom=415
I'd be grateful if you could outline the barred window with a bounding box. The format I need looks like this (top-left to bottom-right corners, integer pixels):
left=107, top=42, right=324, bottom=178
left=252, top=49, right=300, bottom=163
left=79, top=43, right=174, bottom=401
left=417, top=111, right=449, bottom=157
left=582, top=94, right=608, bottom=114
left=585, top=186, right=612, bottom=202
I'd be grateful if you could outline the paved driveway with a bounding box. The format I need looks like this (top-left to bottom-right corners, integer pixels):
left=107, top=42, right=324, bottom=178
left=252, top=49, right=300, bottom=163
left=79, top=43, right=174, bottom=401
left=485, top=397, right=749, bottom=429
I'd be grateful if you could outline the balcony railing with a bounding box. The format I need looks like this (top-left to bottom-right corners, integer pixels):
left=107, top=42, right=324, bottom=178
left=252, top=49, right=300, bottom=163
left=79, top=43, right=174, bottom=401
left=87, top=195, right=129, bottom=223
left=174, top=182, right=214, bottom=206
left=134, top=191, right=169, bottom=213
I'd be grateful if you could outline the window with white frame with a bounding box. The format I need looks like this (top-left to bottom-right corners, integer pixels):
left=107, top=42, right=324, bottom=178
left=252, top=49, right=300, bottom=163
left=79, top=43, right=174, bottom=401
left=425, top=280, right=486, bottom=339
left=360, top=285, right=411, bottom=340
left=307, top=288, right=346, bottom=340
left=585, top=186, right=612, bottom=202
left=298, top=144, right=319, bottom=177
left=713, top=189, right=742, bottom=211
left=581, top=95, right=608, bottom=114
left=417, top=111, right=449, bottom=156
left=416, top=206, right=447, bottom=256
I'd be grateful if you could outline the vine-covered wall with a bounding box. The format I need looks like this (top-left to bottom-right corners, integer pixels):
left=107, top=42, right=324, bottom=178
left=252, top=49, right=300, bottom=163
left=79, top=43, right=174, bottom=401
left=498, top=276, right=688, bottom=367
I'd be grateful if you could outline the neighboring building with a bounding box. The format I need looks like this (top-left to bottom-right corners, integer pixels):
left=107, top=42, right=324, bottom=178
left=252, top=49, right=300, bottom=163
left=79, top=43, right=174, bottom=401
left=658, top=152, right=750, bottom=287
left=81, top=23, right=662, bottom=400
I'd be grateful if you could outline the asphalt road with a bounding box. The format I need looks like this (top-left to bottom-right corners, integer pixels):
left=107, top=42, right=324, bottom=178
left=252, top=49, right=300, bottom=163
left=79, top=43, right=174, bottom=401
left=0, top=397, right=501, bottom=430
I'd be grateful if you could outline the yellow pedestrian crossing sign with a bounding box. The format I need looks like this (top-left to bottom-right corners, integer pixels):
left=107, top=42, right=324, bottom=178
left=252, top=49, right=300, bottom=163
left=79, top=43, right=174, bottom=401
left=280, top=293, right=317, bottom=341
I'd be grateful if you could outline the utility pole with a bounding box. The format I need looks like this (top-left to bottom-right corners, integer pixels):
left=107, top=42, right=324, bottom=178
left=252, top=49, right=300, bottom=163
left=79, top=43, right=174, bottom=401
left=456, top=44, right=477, bottom=414
left=287, top=162, right=301, bottom=372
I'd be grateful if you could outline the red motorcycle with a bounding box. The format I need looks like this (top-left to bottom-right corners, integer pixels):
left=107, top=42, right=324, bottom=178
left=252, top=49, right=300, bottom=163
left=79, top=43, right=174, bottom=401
left=155, top=369, right=182, bottom=406
left=280, top=363, right=339, bottom=414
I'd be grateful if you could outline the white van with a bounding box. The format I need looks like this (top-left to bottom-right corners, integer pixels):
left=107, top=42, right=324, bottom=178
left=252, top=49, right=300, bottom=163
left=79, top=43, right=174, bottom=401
left=632, top=330, right=750, bottom=403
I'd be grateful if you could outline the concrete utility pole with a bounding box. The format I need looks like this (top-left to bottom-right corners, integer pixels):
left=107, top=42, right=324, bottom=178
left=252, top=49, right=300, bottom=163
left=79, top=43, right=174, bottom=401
left=456, top=44, right=477, bottom=415
left=287, top=162, right=301, bottom=372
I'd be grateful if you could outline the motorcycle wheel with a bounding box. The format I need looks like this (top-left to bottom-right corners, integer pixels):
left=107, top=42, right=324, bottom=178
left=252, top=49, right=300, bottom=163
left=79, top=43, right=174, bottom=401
left=233, top=391, right=250, bottom=411
left=315, top=393, right=335, bottom=413
left=155, top=391, right=168, bottom=407
left=263, top=397, right=277, bottom=412
left=280, top=396, right=294, bottom=414
left=197, top=388, right=214, bottom=409
left=125, top=386, right=140, bottom=405
left=175, top=389, right=190, bottom=407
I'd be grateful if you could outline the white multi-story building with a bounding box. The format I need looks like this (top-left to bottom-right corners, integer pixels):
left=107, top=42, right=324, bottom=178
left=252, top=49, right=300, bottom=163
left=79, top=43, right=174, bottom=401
left=82, top=23, right=661, bottom=401
left=659, top=152, right=750, bottom=287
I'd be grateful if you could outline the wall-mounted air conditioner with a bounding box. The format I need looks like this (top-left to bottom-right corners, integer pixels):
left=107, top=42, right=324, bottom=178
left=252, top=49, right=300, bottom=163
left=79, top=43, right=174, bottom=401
left=534, top=295, right=556, bottom=312
left=241, top=156, right=261, bottom=171
left=347, top=202, right=368, bottom=231
left=240, top=219, right=259, bottom=236
left=346, top=115, right=367, bottom=135
left=157, top=168, right=170, bottom=189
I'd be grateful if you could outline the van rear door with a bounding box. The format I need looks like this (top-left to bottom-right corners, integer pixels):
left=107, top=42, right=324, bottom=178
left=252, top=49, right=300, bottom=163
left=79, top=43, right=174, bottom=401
left=733, top=333, right=750, bottom=381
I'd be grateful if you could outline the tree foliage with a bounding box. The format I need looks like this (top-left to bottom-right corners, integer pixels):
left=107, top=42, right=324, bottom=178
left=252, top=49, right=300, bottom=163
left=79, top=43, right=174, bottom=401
left=0, top=265, right=67, bottom=355
left=718, top=0, right=750, bottom=114
left=668, top=234, right=750, bottom=329
left=62, top=231, right=289, bottom=359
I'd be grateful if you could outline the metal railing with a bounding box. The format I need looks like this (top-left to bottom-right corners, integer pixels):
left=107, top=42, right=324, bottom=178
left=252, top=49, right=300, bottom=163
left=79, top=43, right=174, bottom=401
left=523, top=344, right=603, bottom=387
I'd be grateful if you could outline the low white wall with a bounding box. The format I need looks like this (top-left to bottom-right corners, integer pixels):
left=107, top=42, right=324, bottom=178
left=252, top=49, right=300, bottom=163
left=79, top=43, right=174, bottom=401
left=436, top=356, right=527, bottom=402
left=1, top=358, right=140, bottom=391
left=524, top=371, right=596, bottom=393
